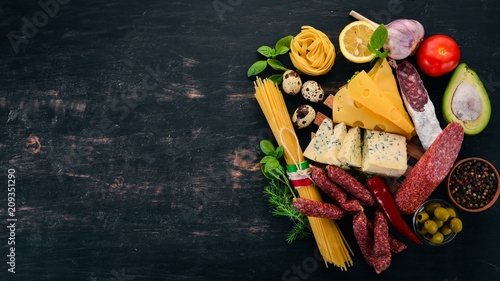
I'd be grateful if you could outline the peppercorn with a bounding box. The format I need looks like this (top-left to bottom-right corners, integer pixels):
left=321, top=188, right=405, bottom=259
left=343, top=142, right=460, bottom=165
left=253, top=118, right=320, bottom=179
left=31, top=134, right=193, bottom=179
left=449, top=159, right=498, bottom=210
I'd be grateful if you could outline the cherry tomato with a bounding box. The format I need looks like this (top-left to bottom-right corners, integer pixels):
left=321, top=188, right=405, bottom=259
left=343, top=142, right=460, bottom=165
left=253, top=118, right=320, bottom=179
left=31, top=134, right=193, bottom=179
left=416, top=34, right=460, bottom=77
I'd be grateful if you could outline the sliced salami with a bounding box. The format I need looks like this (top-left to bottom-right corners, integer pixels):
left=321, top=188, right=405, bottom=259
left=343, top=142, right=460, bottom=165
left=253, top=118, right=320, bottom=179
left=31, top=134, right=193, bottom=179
left=395, top=122, right=464, bottom=214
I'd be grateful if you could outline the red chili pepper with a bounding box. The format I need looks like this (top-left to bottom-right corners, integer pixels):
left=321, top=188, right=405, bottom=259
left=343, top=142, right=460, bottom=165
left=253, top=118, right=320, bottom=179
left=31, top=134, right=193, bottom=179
left=366, top=176, right=422, bottom=245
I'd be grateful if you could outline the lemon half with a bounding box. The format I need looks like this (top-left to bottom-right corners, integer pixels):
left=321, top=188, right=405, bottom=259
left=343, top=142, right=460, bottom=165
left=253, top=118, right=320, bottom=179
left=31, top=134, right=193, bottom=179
left=339, top=21, right=376, bottom=63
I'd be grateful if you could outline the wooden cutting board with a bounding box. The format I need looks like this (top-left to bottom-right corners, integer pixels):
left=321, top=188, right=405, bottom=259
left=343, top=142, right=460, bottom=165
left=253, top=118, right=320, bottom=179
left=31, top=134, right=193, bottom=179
left=313, top=94, right=425, bottom=193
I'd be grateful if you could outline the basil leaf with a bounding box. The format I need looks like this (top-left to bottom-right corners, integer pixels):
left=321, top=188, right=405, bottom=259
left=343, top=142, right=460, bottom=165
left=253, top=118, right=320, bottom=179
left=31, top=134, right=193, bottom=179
left=265, top=158, right=280, bottom=173
left=257, top=46, right=274, bottom=58
left=264, top=167, right=282, bottom=180
left=368, top=24, right=388, bottom=55
left=247, top=60, right=267, bottom=77
left=267, top=59, right=287, bottom=71
left=274, top=146, right=284, bottom=159
left=260, top=140, right=275, bottom=155
left=275, top=35, right=293, bottom=51
left=269, top=73, right=283, bottom=85
left=260, top=155, right=275, bottom=164
left=275, top=46, right=290, bottom=56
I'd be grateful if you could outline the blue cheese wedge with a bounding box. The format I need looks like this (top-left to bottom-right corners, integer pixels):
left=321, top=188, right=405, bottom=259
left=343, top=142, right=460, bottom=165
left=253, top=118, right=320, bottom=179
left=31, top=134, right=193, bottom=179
left=303, top=118, right=333, bottom=164
left=337, top=126, right=362, bottom=168
left=323, top=122, right=348, bottom=167
left=362, top=129, right=407, bottom=177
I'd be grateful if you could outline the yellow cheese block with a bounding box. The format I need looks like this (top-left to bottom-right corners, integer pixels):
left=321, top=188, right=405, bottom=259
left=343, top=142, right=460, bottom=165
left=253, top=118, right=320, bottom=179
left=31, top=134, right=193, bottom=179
left=368, top=58, right=413, bottom=127
left=332, top=87, right=413, bottom=140
left=347, top=71, right=415, bottom=136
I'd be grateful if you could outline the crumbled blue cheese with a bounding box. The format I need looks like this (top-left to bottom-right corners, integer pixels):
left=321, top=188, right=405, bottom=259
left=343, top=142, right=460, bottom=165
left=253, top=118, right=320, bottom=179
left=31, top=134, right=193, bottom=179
left=361, top=129, right=407, bottom=177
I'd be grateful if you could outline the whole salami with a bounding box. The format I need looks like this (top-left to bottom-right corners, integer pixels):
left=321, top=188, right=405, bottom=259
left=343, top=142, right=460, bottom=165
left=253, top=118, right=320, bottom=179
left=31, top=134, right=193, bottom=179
left=397, top=61, right=442, bottom=150
left=327, top=165, right=376, bottom=206
left=395, top=122, right=464, bottom=214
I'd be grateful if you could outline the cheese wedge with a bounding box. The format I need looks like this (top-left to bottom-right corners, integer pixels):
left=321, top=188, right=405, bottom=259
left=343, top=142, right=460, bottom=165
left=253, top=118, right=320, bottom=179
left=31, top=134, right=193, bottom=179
left=333, top=87, right=413, bottom=140
left=361, top=129, right=408, bottom=177
left=323, top=122, right=348, bottom=167
left=347, top=71, right=415, bottom=136
left=303, top=118, right=333, bottom=164
left=337, top=126, right=362, bottom=168
left=367, top=58, right=413, bottom=128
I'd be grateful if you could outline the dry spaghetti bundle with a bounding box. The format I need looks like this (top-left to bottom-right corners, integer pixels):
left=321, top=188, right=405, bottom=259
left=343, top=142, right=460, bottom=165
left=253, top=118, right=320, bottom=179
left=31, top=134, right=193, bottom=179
left=254, top=77, right=353, bottom=270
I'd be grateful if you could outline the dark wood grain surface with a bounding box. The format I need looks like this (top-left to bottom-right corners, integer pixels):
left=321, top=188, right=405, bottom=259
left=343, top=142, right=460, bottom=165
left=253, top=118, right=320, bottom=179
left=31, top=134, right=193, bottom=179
left=1, top=0, right=500, bottom=280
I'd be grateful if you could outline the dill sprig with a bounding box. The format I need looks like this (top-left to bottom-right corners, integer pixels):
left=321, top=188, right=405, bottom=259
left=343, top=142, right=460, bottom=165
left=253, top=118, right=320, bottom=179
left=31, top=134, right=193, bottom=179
left=259, top=140, right=311, bottom=242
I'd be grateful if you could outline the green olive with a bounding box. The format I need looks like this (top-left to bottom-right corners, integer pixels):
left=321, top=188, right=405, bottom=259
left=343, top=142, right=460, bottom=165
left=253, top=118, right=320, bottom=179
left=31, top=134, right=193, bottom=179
left=424, top=220, right=438, bottom=234
left=446, top=207, right=457, bottom=218
left=440, top=224, right=452, bottom=236
left=434, top=206, right=450, bottom=221
left=432, top=217, right=444, bottom=228
left=417, top=224, right=428, bottom=235
left=425, top=202, right=441, bottom=213
left=416, top=211, right=429, bottom=223
left=450, top=218, right=463, bottom=233
left=430, top=232, right=444, bottom=245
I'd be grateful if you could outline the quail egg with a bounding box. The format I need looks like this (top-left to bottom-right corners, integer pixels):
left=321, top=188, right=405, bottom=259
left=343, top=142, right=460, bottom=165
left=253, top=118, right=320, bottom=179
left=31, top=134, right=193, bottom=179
left=301, top=80, right=324, bottom=103
left=282, top=70, right=302, bottom=95
left=292, top=105, right=316, bottom=129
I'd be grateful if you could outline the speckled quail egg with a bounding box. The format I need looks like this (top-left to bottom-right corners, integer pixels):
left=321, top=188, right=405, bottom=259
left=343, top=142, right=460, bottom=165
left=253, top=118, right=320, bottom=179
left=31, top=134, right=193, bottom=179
left=282, top=70, right=302, bottom=95
left=292, top=105, right=316, bottom=129
left=301, top=80, right=324, bottom=102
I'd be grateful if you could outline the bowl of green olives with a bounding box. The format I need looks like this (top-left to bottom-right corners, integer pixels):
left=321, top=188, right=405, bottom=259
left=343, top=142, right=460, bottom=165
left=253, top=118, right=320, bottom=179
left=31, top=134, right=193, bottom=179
left=413, top=199, right=463, bottom=246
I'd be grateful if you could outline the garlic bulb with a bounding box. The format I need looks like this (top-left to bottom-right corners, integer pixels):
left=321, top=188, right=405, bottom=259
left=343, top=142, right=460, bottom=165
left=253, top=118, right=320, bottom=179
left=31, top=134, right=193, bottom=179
left=384, top=19, right=425, bottom=60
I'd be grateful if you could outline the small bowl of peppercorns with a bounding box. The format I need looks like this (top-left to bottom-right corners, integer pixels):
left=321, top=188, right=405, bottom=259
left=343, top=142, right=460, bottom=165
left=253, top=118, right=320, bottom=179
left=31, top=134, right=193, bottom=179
left=447, top=157, right=500, bottom=212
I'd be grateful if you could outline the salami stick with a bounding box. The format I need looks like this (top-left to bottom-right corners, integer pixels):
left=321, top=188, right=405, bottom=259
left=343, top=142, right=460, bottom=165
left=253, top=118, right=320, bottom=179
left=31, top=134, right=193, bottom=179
left=327, top=165, right=376, bottom=206
left=395, top=122, right=464, bottom=214
left=366, top=217, right=407, bottom=254
left=352, top=211, right=374, bottom=267
left=396, top=61, right=442, bottom=150
left=372, top=209, right=392, bottom=274
left=292, top=198, right=346, bottom=220
left=311, top=165, right=363, bottom=212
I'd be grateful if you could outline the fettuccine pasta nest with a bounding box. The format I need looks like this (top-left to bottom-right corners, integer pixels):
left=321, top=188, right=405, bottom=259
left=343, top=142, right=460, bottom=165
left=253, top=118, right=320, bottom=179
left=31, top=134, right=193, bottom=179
left=290, top=26, right=336, bottom=76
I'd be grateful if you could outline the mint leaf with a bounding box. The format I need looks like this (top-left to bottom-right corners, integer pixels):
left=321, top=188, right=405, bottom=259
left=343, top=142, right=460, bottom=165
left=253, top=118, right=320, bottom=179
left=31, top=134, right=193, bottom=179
left=274, top=146, right=284, bottom=159
left=275, top=35, right=293, bottom=51
left=265, top=158, right=280, bottom=173
left=257, top=46, right=274, bottom=58
left=267, top=59, right=287, bottom=71
left=367, top=24, right=388, bottom=58
left=247, top=60, right=268, bottom=77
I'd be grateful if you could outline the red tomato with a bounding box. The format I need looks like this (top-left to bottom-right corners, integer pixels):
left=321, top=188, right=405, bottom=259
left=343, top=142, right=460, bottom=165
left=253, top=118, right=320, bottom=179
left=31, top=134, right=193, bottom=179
left=416, top=35, right=460, bottom=77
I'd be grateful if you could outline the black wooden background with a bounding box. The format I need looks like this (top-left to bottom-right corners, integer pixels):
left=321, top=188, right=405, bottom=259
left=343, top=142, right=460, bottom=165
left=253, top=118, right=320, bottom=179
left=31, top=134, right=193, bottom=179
left=1, top=0, right=500, bottom=280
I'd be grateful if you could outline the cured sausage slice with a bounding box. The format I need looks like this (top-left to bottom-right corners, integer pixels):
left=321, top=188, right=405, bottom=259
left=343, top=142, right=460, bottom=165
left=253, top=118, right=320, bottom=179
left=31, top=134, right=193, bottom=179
left=395, top=122, right=464, bottom=214
left=292, top=198, right=346, bottom=220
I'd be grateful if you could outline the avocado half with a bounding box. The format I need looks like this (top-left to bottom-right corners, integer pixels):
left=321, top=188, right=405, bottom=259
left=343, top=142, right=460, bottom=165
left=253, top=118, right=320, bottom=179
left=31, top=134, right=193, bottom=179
left=442, top=63, right=491, bottom=135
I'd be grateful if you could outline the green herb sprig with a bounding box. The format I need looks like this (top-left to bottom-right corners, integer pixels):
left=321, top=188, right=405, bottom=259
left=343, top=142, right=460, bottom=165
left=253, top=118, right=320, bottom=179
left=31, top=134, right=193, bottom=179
left=247, top=35, right=294, bottom=85
left=367, top=24, right=389, bottom=61
left=259, top=140, right=311, bottom=242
